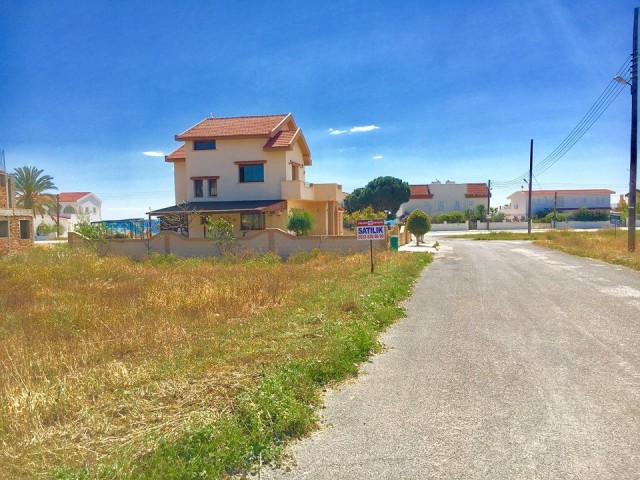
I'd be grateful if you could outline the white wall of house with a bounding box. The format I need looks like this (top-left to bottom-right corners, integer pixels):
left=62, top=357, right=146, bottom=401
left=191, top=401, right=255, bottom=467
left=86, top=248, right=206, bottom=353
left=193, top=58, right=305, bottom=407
left=503, top=191, right=612, bottom=219
left=397, top=183, right=487, bottom=217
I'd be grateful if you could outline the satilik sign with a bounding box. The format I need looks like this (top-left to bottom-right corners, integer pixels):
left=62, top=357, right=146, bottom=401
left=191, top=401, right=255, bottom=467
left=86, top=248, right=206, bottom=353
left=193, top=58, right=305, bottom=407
left=356, top=219, right=386, bottom=240
left=356, top=219, right=386, bottom=273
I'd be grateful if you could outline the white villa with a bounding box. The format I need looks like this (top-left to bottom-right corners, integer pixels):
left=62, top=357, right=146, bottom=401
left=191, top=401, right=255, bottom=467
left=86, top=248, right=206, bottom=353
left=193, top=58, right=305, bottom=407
left=37, top=192, right=102, bottom=235
left=151, top=113, right=346, bottom=237
left=502, top=189, right=614, bottom=220
left=397, top=181, right=490, bottom=218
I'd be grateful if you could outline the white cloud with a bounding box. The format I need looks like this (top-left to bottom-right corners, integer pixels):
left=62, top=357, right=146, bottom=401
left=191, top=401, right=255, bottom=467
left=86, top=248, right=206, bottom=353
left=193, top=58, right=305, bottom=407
left=350, top=125, right=380, bottom=133
left=329, top=128, right=348, bottom=135
left=143, top=151, right=164, bottom=157
left=372, top=155, right=383, bottom=160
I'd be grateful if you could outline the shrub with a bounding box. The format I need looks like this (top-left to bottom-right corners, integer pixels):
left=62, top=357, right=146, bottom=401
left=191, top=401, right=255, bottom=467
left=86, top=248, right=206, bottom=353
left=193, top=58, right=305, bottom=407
left=407, top=209, right=431, bottom=245
left=543, top=211, right=569, bottom=224
left=36, top=223, right=56, bottom=236
left=431, top=211, right=466, bottom=224
left=343, top=206, right=386, bottom=229
left=206, top=217, right=237, bottom=255
left=287, top=209, right=314, bottom=236
left=569, top=208, right=609, bottom=222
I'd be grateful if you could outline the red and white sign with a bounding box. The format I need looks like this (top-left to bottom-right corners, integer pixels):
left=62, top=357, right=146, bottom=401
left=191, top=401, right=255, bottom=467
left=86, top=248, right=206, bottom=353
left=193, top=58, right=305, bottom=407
left=356, top=219, right=386, bottom=241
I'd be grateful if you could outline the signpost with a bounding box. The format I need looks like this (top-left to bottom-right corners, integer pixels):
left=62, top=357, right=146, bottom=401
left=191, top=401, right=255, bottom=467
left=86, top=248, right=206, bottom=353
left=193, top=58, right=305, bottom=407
left=356, top=219, right=386, bottom=273
left=610, top=212, right=622, bottom=237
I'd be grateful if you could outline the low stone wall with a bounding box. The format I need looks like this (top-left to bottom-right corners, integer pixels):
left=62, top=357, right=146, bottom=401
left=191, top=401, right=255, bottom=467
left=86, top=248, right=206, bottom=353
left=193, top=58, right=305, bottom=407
left=430, top=222, right=468, bottom=231
left=69, top=229, right=386, bottom=259
left=477, top=221, right=611, bottom=230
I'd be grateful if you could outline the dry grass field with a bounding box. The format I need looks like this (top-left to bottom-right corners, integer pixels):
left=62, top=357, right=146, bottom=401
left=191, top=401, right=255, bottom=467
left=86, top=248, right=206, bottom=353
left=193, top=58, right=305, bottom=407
left=462, top=229, right=640, bottom=271
left=0, top=247, right=429, bottom=478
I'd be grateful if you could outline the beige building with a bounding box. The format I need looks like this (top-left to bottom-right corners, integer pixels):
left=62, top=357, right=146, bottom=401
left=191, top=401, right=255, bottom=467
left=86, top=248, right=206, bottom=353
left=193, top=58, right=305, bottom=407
left=151, top=114, right=346, bottom=237
left=0, top=170, right=34, bottom=254
left=397, top=181, right=490, bottom=218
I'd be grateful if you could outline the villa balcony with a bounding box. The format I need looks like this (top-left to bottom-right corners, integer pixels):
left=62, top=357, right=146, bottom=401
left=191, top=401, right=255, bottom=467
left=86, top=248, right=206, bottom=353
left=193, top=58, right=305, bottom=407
left=281, top=180, right=344, bottom=202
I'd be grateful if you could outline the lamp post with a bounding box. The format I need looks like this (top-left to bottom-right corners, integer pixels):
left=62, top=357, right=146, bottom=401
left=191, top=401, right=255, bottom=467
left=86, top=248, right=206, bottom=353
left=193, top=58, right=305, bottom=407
left=614, top=7, right=638, bottom=252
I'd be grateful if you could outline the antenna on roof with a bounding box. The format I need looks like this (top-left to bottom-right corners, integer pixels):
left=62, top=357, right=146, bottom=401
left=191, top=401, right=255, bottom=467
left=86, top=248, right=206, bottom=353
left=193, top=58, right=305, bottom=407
left=209, top=112, right=215, bottom=118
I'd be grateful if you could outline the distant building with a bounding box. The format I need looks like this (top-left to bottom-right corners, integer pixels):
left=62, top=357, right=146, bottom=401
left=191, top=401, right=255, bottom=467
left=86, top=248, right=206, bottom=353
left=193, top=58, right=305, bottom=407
left=502, top=189, right=614, bottom=220
left=37, top=192, right=102, bottom=235
left=0, top=170, right=34, bottom=253
left=397, top=181, right=490, bottom=218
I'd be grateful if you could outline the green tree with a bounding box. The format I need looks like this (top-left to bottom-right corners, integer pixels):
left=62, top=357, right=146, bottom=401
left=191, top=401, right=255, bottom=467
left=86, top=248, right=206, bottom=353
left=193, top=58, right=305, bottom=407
left=343, top=206, right=386, bottom=229
left=287, top=209, right=314, bottom=236
left=13, top=166, right=57, bottom=218
left=206, top=217, right=237, bottom=255
left=407, top=209, right=431, bottom=246
left=344, top=176, right=411, bottom=217
left=343, top=188, right=368, bottom=214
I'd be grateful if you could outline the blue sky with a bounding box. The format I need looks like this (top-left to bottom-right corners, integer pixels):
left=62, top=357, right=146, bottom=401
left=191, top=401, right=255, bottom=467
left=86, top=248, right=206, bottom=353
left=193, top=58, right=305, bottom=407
left=0, top=0, right=636, bottom=218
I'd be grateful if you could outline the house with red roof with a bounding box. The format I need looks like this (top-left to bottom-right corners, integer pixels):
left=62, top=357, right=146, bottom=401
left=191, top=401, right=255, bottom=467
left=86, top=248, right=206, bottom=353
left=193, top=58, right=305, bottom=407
left=36, top=191, right=102, bottom=236
left=503, top=189, right=614, bottom=220
left=151, top=114, right=346, bottom=237
left=397, top=181, right=490, bottom=218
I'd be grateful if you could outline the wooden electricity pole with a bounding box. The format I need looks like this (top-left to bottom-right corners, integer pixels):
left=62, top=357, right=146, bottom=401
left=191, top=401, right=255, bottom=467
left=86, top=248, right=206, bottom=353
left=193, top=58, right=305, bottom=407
left=528, top=139, right=534, bottom=235
left=628, top=7, right=638, bottom=252
left=487, top=179, right=491, bottom=231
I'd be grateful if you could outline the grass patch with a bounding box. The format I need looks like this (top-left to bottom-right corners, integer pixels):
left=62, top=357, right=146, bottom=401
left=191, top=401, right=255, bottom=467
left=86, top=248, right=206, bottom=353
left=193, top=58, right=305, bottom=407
left=0, top=246, right=430, bottom=479
left=449, top=229, right=640, bottom=271
left=448, top=231, right=555, bottom=241
left=533, top=229, right=640, bottom=271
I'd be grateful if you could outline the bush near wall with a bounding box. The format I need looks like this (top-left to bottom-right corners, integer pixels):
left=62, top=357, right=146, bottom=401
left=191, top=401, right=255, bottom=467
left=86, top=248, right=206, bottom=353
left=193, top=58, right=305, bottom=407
left=568, top=208, right=610, bottom=222
left=430, top=211, right=466, bottom=224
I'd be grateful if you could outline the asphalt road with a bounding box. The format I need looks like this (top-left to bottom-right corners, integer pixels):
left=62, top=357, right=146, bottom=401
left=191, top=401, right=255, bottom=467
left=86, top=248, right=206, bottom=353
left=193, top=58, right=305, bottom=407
left=267, top=239, right=640, bottom=479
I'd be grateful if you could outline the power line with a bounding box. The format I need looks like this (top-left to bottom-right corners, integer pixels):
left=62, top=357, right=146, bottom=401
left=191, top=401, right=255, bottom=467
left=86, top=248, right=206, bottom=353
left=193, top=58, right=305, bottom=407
left=492, top=56, right=632, bottom=189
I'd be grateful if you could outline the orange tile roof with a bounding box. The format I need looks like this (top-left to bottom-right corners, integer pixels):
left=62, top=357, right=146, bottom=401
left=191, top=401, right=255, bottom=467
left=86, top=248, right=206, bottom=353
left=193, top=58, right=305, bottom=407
left=59, top=192, right=91, bottom=202
left=465, top=183, right=489, bottom=198
left=165, top=145, right=186, bottom=162
left=410, top=185, right=433, bottom=199
left=176, top=114, right=290, bottom=140
left=263, top=129, right=299, bottom=149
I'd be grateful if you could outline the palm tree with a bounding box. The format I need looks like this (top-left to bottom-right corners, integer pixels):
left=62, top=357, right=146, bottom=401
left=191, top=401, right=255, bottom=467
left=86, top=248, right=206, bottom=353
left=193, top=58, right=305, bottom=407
left=13, top=166, right=58, bottom=218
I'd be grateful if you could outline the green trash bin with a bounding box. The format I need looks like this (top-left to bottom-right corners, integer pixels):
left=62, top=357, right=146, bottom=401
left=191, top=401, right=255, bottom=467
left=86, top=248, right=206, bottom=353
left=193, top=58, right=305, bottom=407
left=390, top=235, right=399, bottom=251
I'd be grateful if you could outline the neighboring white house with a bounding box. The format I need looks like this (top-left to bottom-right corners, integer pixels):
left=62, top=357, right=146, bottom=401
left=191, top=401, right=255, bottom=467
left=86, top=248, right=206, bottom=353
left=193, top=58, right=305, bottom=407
left=397, top=181, right=489, bottom=218
left=36, top=192, right=102, bottom=235
left=151, top=113, right=347, bottom=237
left=502, top=189, right=614, bottom=220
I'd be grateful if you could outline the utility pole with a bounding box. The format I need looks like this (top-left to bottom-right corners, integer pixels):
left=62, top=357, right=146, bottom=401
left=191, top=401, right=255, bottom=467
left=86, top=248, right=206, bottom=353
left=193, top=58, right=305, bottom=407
left=56, top=194, right=60, bottom=237
left=487, top=179, right=491, bottom=231
left=528, top=139, right=534, bottom=235
left=629, top=7, right=638, bottom=252
left=554, top=191, right=558, bottom=229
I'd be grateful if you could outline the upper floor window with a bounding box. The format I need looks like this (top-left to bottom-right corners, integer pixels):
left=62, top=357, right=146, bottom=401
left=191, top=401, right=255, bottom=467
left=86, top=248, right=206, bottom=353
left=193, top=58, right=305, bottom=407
left=239, top=164, right=264, bottom=183
left=208, top=179, right=217, bottom=197
left=193, top=177, right=218, bottom=198
left=194, top=179, right=204, bottom=197
left=194, top=140, right=216, bottom=150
